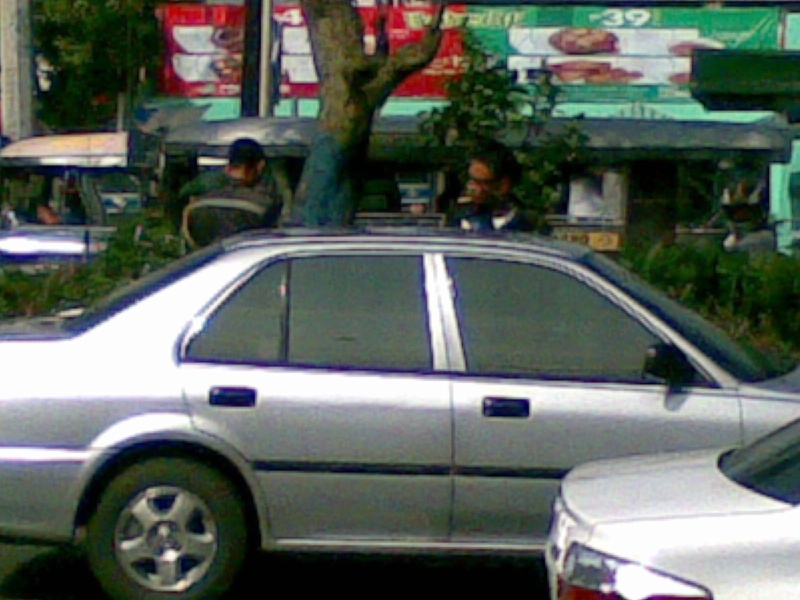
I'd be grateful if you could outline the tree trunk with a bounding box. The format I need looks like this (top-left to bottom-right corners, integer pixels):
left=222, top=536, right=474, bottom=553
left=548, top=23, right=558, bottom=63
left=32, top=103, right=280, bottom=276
left=292, top=0, right=445, bottom=226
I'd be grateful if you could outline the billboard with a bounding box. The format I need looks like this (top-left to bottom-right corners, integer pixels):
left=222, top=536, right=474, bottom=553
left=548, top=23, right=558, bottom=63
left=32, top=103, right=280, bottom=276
left=157, top=3, right=781, bottom=104
left=274, top=3, right=780, bottom=104
left=161, top=3, right=245, bottom=98
left=469, top=5, right=780, bottom=103
left=274, top=3, right=466, bottom=99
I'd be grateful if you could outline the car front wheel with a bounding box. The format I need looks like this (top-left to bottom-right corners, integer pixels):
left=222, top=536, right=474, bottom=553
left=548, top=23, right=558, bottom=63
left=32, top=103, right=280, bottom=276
left=85, top=457, right=249, bottom=600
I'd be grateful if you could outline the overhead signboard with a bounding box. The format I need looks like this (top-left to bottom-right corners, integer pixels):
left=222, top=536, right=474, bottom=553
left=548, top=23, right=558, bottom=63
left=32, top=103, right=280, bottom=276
left=274, top=3, right=466, bottom=99
left=160, top=3, right=245, bottom=98
left=692, top=50, right=800, bottom=117
left=156, top=3, right=781, bottom=105
left=470, top=5, right=780, bottom=103
left=273, top=3, right=779, bottom=105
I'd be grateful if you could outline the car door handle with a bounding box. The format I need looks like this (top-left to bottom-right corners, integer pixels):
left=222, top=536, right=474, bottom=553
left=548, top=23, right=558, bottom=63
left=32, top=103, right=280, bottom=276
left=209, top=387, right=257, bottom=408
left=482, top=397, right=530, bottom=418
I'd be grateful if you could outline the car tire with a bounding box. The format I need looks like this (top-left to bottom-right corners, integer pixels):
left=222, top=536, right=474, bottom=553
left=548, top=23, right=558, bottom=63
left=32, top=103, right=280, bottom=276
left=85, top=457, right=249, bottom=600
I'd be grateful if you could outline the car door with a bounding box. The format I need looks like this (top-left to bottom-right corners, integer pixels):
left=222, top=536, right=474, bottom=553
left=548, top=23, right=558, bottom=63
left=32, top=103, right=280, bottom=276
left=181, top=251, right=453, bottom=544
left=442, top=253, right=743, bottom=548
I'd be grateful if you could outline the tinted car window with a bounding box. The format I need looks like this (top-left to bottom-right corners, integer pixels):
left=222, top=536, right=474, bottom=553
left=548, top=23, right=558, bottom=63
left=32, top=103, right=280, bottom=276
left=186, top=259, right=286, bottom=364
left=447, top=257, right=659, bottom=382
left=188, top=254, right=432, bottom=372
left=288, top=255, right=431, bottom=371
left=582, top=251, right=781, bottom=381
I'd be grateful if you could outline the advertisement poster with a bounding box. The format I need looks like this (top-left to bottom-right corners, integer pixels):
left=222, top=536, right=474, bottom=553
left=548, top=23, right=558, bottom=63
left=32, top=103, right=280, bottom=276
left=159, top=3, right=779, bottom=104
left=275, top=3, right=779, bottom=104
left=468, top=5, right=780, bottom=103
left=274, top=3, right=466, bottom=99
left=161, top=4, right=245, bottom=98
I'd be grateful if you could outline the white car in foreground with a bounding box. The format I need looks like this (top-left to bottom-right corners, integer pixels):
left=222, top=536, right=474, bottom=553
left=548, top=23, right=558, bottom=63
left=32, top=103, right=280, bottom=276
left=546, top=416, right=800, bottom=600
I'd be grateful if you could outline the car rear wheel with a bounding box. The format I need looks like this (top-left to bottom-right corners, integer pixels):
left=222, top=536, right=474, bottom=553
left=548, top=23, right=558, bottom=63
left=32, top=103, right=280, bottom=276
left=85, top=457, right=249, bottom=600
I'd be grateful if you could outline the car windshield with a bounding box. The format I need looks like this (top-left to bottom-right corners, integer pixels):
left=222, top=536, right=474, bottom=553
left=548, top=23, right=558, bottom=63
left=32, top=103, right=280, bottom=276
left=720, top=418, right=800, bottom=504
left=62, top=243, right=224, bottom=333
left=582, top=251, right=788, bottom=382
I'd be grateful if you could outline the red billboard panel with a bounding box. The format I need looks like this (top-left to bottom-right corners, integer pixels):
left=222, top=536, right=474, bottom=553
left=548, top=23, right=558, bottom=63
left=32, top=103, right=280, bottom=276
left=274, top=3, right=466, bottom=99
left=160, top=3, right=245, bottom=98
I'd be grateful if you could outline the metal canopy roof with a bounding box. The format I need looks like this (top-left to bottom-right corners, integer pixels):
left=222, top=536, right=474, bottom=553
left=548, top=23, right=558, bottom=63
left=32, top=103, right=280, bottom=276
left=512, top=117, right=794, bottom=161
left=0, top=132, right=132, bottom=168
left=163, top=114, right=793, bottom=163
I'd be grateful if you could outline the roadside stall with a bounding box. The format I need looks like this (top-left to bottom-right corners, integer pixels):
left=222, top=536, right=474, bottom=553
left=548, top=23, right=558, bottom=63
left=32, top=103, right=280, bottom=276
left=0, top=131, right=156, bottom=265
left=162, top=113, right=794, bottom=252
left=160, top=114, right=454, bottom=232
left=499, top=116, right=794, bottom=252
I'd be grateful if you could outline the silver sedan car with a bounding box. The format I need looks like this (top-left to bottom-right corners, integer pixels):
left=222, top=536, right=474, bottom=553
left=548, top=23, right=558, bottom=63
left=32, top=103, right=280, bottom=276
left=546, top=417, right=800, bottom=600
left=1, top=229, right=799, bottom=600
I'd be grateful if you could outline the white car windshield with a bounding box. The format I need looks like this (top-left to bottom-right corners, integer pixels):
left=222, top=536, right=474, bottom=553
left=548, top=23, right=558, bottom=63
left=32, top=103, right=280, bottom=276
left=720, top=417, right=800, bottom=504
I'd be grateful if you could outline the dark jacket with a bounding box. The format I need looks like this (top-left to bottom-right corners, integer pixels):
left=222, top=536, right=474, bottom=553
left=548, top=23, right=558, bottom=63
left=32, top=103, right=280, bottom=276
left=180, top=172, right=282, bottom=248
left=449, top=193, right=533, bottom=232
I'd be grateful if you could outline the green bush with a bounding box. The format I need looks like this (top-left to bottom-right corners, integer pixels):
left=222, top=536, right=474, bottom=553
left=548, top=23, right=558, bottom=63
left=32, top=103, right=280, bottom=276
left=0, top=212, right=183, bottom=318
left=622, top=242, right=800, bottom=364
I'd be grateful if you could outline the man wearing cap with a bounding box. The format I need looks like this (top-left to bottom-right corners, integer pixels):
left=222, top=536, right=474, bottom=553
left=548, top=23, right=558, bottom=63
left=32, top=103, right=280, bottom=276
left=180, top=138, right=283, bottom=248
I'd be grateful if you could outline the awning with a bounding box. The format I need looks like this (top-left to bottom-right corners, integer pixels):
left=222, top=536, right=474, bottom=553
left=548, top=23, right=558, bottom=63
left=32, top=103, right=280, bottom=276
left=0, top=132, right=132, bottom=168
left=503, top=117, right=794, bottom=162
left=0, top=130, right=158, bottom=169
left=164, top=116, right=319, bottom=158
left=164, top=114, right=794, bottom=164
left=163, top=115, right=450, bottom=163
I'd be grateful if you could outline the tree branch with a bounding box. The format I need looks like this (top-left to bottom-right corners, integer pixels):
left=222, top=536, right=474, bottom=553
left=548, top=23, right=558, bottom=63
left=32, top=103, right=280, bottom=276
left=363, top=0, right=446, bottom=105
left=301, top=0, right=367, bottom=79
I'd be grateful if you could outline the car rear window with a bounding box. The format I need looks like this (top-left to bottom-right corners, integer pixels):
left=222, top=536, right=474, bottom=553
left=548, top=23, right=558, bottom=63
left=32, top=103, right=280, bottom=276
left=186, top=254, right=432, bottom=372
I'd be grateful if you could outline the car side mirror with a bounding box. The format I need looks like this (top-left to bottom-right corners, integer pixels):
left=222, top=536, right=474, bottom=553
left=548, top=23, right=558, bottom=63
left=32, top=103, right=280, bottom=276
left=644, top=343, right=697, bottom=389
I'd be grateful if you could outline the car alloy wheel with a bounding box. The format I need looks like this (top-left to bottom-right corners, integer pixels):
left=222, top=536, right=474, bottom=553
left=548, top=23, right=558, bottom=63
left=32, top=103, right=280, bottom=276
left=115, top=484, right=217, bottom=591
left=85, top=457, right=249, bottom=600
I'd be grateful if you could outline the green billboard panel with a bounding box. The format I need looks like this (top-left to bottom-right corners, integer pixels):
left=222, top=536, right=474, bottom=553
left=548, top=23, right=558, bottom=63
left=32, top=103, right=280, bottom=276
left=466, top=5, right=780, bottom=104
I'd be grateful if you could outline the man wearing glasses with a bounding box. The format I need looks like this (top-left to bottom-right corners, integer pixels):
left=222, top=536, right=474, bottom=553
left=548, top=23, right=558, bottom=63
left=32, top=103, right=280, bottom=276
left=450, top=141, right=533, bottom=232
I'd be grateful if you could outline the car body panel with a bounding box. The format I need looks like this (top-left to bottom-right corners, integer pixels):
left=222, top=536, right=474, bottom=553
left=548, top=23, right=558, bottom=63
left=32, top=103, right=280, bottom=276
left=451, top=380, right=743, bottom=547
left=0, top=447, right=97, bottom=539
left=563, top=449, right=780, bottom=522
left=737, top=370, right=800, bottom=442
left=0, top=224, right=116, bottom=264
left=183, top=366, right=453, bottom=543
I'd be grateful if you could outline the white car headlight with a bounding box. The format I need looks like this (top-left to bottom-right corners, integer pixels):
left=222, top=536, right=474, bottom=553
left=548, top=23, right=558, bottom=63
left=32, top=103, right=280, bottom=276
left=557, top=543, right=711, bottom=600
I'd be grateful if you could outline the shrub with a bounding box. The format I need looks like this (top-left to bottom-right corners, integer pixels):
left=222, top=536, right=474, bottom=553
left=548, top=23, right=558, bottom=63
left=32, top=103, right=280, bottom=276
left=0, top=211, right=183, bottom=318
left=622, top=242, right=800, bottom=364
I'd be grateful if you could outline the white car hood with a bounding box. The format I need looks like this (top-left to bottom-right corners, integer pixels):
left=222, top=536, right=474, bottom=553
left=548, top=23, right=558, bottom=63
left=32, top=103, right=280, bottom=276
left=562, top=449, right=787, bottom=525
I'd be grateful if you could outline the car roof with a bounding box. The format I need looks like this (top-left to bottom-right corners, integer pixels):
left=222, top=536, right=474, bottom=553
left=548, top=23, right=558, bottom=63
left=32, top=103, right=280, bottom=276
left=220, top=227, right=593, bottom=262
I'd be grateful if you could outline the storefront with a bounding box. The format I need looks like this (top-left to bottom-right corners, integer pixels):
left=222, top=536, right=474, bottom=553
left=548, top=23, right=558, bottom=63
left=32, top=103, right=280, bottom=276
left=151, top=1, right=798, bottom=250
